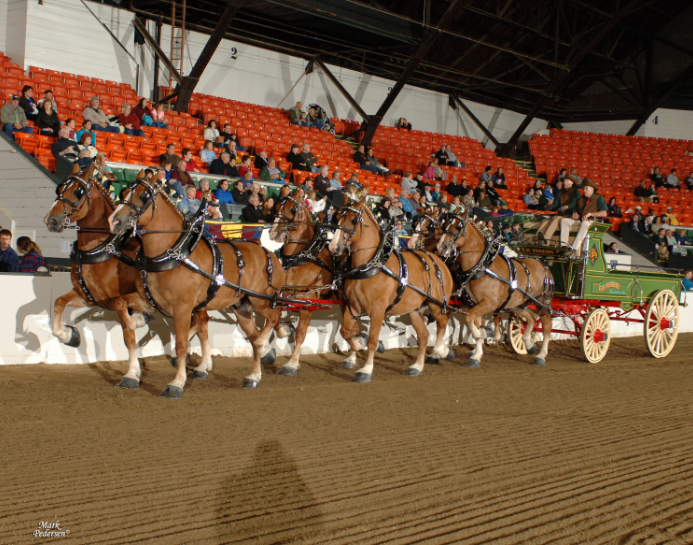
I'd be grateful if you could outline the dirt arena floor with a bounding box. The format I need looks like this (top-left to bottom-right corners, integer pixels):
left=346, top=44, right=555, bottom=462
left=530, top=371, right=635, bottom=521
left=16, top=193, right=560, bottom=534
left=2, top=333, right=693, bottom=545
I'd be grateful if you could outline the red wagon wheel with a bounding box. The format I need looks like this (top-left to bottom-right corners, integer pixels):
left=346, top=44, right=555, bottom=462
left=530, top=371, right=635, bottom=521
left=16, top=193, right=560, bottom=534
left=645, top=289, right=679, bottom=358
left=581, top=308, right=611, bottom=364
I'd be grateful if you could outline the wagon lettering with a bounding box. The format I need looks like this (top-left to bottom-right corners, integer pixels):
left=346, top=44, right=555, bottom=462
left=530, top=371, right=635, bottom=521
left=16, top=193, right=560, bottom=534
left=598, top=282, right=621, bottom=292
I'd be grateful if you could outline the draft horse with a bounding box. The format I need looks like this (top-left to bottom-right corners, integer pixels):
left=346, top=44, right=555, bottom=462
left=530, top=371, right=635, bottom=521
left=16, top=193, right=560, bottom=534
left=407, top=209, right=447, bottom=251
left=44, top=164, right=212, bottom=388
left=437, top=200, right=554, bottom=367
left=108, top=179, right=287, bottom=398
left=328, top=197, right=454, bottom=382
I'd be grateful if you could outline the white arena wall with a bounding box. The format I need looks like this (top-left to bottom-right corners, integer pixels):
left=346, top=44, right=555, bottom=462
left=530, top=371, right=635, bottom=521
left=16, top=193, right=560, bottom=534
left=2, top=271, right=691, bottom=365
left=563, top=108, right=693, bottom=140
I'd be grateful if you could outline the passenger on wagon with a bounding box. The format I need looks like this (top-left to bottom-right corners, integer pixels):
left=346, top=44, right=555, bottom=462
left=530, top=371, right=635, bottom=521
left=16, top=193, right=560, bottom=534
left=559, top=179, right=608, bottom=256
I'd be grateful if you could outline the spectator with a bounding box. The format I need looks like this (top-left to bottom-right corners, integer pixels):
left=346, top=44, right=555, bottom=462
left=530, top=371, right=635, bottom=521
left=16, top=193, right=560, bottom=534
left=18, top=85, right=39, bottom=121
left=446, top=176, right=469, bottom=198
left=398, top=189, right=415, bottom=219
left=199, top=140, right=217, bottom=167
left=306, top=190, right=326, bottom=214
left=396, top=117, right=412, bottom=130
left=204, top=120, right=221, bottom=146
left=666, top=169, right=680, bottom=190
left=422, top=183, right=436, bottom=203
left=480, top=166, right=493, bottom=183
left=559, top=179, right=608, bottom=256
left=665, top=229, right=677, bottom=247
left=242, top=194, right=265, bottom=223
left=658, top=241, right=670, bottom=261
left=156, top=168, right=183, bottom=199
left=51, top=127, right=79, bottom=161
left=423, top=160, right=436, bottom=181
left=93, top=152, right=116, bottom=187
left=556, top=168, right=568, bottom=183
left=306, top=107, right=324, bottom=130
left=143, top=168, right=155, bottom=183
left=685, top=171, right=693, bottom=191
left=262, top=198, right=276, bottom=222
left=449, top=196, right=462, bottom=214
left=652, top=215, right=668, bottom=234
left=499, top=202, right=513, bottom=217
left=401, top=172, right=418, bottom=192
left=203, top=202, right=225, bottom=241
left=650, top=167, right=665, bottom=188
left=330, top=170, right=343, bottom=190
left=35, top=99, right=59, bottom=136
left=473, top=180, right=487, bottom=202
left=486, top=220, right=496, bottom=235
left=289, top=101, right=307, bottom=126
left=1, top=95, right=33, bottom=138
left=430, top=158, right=447, bottom=180
left=178, top=185, right=201, bottom=216
left=299, top=144, right=320, bottom=173
left=161, top=161, right=173, bottom=181
left=238, top=155, right=253, bottom=178
left=241, top=167, right=255, bottom=189
left=634, top=179, right=652, bottom=202
left=171, top=159, right=194, bottom=187
left=37, top=90, right=58, bottom=113
left=0, top=229, right=20, bottom=272
left=224, top=140, right=241, bottom=163
left=682, top=270, right=693, bottom=291
left=569, top=169, right=584, bottom=186
left=83, top=97, right=119, bottom=133
left=132, top=98, right=154, bottom=126
left=665, top=207, right=679, bottom=225
left=486, top=180, right=501, bottom=206
left=652, top=228, right=667, bottom=245
left=195, top=179, right=216, bottom=204
left=502, top=223, right=518, bottom=243
left=411, top=191, right=423, bottom=217
left=210, top=179, right=233, bottom=204
left=477, top=189, right=493, bottom=210
left=492, top=167, right=506, bottom=187
left=643, top=214, right=655, bottom=234
left=389, top=198, right=405, bottom=219
left=116, top=104, right=145, bottom=137
left=219, top=123, right=246, bottom=151
left=78, top=133, right=98, bottom=158
left=260, top=158, right=287, bottom=183
left=675, top=229, right=691, bottom=246
left=435, top=145, right=450, bottom=166
left=150, top=102, right=168, bottom=128
left=312, top=165, right=332, bottom=197
left=394, top=219, right=408, bottom=247
left=64, top=118, right=77, bottom=140
left=646, top=183, right=660, bottom=203
left=232, top=180, right=248, bottom=204
left=604, top=242, right=619, bottom=254
left=210, top=152, right=239, bottom=177
left=159, top=143, right=180, bottom=168
left=607, top=197, right=623, bottom=218
left=286, top=143, right=305, bottom=172
left=17, top=237, right=46, bottom=273
left=181, top=148, right=202, bottom=172
left=523, top=188, right=540, bottom=210
left=375, top=197, right=393, bottom=223
left=446, top=145, right=464, bottom=168
left=254, top=148, right=269, bottom=169
left=75, top=120, right=96, bottom=146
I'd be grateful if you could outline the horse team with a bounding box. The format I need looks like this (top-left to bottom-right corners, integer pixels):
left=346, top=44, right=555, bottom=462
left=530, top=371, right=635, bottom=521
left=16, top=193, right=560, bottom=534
left=44, top=165, right=554, bottom=398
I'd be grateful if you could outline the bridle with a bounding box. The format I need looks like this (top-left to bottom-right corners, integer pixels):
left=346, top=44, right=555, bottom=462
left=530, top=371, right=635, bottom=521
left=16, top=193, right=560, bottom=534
left=118, top=179, right=159, bottom=228
left=275, top=196, right=316, bottom=243
left=439, top=213, right=469, bottom=254
left=54, top=174, right=95, bottom=227
left=413, top=212, right=441, bottom=239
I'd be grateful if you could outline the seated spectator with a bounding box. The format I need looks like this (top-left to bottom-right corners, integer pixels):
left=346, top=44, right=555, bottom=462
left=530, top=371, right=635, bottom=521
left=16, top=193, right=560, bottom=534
left=446, top=176, right=469, bottom=198
left=634, top=179, right=651, bottom=202
left=473, top=180, right=487, bottom=202
left=400, top=172, right=418, bottom=192
left=683, top=269, right=693, bottom=291
left=204, top=120, right=221, bottom=146
left=181, top=148, right=201, bottom=172
left=161, top=161, right=173, bottom=180
left=210, top=152, right=239, bottom=177
left=375, top=197, right=393, bottom=223
left=289, top=101, right=307, bottom=127
left=523, top=188, right=540, bottom=210
left=492, top=168, right=506, bottom=187
left=643, top=214, right=655, bottom=234
left=260, top=158, right=287, bottom=183
left=665, top=207, right=679, bottom=225
left=1, top=95, right=33, bottom=139
left=502, top=223, right=519, bottom=243
left=241, top=167, right=255, bottom=189
left=478, top=190, right=493, bottom=210
left=0, top=229, right=20, bottom=272
left=389, top=198, right=405, bottom=219
left=658, top=241, right=669, bottom=261
left=411, top=191, right=423, bottom=217
left=313, top=165, right=332, bottom=196
left=499, top=202, right=513, bottom=217
left=37, top=90, right=58, bottom=114
left=171, top=159, right=194, bottom=187
left=330, top=170, right=343, bottom=190
left=78, top=133, right=98, bottom=158
left=212, top=179, right=234, bottom=204
left=445, top=145, right=464, bottom=168
left=299, top=144, right=320, bottom=173
left=219, top=123, right=246, bottom=151
left=307, top=190, right=327, bottom=214
left=607, top=197, right=623, bottom=218
left=394, top=219, right=408, bottom=246
left=286, top=143, right=305, bottom=172
left=155, top=168, right=183, bottom=199
left=486, top=180, right=501, bottom=206
left=19, top=85, right=39, bottom=121
left=143, top=169, right=155, bottom=183
left=93, top=152, right=116, bottom=187
left=76, top=149, right=93, bottom=171
left=398, top=189, right=415, bottom=219
left=17, top=236, right=46, bottom=273
left=262, top=198, right=275, bottom=222
left=64, top=118, right=77, bottom=140
left=396, top=117, right=412, bottom=131
left=254, top=148, right=269, bottom=169
left=83, top=97, right=119, bottom=133
left=358, top=146, right=390, bottom=175
left=481, top=166, right=493, bottom=183
left=133, top=98, right=155, bottom=127
left=150, top=102, right=168, bottom=128
left=159, top=143, right=180, bottom=168
left=486, top=220, right=497, bottom=235
left=238, top=155, right=253, bottom=178
left=422, top=183, right=436, bottom=203
left=117, top=104, right=145, bottom=137
left=199, top=140, right=217, bottom=166
left=177, top=185, right=202, bottom=216
left=75, top=120, right=97, bottom=146
left=675, top=229, right=691, bottom=246
left=667, top=169, right=680, bottom=189
left=51, top=127, right=79, bottom=161
left=242, top=194, right=265, bottom=223
left=650, top=167, right=665, bottom=188
left=224, top=140, right=241, bottom=163
left=665, top=229, right=677, bottom=247
left=36, top=99, right=60, bottom=136
left=306, top=107, right=324, bottom=130
left=195, top=179, right=216, bottom=203
left=605, top=242, right=620, bottom=254
left=231, top=180, right=248, bottom=204
left=685, top=171, right=693, bottom=191
left=423, top=161, right=436, bottom=180
left=435, top=145, right=450, bottom=166
left=203, top=202, right=225, bottom=241
left=652, top=228, right=667, bottom=245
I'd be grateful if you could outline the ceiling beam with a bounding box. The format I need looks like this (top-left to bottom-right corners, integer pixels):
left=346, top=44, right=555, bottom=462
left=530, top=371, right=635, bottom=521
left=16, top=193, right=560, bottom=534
left=451, top=95, right=501, bottom=149
left=132, top=17, right=183, bottom=85
left=314, top=58, right=370, bottom=122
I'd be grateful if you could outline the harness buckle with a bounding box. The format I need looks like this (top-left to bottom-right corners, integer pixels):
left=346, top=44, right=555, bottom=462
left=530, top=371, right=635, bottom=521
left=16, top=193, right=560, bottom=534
left=215, top=274, right=226, bottom=286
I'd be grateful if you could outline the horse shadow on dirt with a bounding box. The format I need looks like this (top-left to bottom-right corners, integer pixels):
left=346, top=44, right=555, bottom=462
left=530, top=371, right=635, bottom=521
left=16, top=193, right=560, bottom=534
left=216, top=440, right=324, bottom=544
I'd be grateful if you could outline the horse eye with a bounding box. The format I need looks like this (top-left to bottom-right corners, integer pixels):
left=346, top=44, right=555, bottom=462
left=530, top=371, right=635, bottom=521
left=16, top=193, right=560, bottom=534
left=141, top=190, right=151, bottom=201
left=73, top=187, right=84, bottom=198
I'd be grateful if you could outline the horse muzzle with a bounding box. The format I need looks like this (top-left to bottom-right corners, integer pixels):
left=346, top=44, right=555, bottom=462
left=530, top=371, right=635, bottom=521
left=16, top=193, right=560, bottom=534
left=44, top=211, right=64, bottom=233
left=108, top=207, right=131, bottom=235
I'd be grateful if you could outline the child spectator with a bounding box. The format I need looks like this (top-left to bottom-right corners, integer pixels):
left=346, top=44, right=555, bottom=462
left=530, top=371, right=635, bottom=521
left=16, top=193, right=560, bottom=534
left=17, top=237, right=46, bottom=273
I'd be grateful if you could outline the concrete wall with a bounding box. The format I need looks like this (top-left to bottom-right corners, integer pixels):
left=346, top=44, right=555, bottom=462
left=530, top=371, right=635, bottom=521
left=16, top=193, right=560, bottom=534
left=562, top=109, right=693, bottom=140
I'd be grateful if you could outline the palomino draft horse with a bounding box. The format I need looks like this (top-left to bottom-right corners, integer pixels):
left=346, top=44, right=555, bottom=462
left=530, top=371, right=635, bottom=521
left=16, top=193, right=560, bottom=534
left=44, top=164, right=212, bottom=388
left=328, top=197, right=455, bottom=382
left=270, top=196, right=339, bottom=376
left=108, top=179, right=287, bottom=398
left=437, top=199, right=554, bottom=367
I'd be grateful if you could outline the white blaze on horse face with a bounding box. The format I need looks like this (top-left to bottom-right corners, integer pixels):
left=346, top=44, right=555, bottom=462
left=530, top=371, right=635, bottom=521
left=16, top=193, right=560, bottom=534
left=328, top=233, right=339, bottom=254
left=437, top=234, right=447, bottom=256
left=108, top=203, right=127, bottom=232
left=407, top=233, right=418, bottom=249
left=269, top=217, right=280, bottom=242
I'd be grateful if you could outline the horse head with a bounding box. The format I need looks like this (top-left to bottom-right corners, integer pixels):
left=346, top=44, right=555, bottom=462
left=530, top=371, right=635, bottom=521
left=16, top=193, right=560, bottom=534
left=408, top=209, right=439, bottom=249
left=271, top=196, right=311, bottom=245
left=437, top=196, right=474, bottom=258
left=44, top=163, right=106, bottom=232
left=108, top=179, right=160, bottom=235
left=328, top=196, right=371, bottom=256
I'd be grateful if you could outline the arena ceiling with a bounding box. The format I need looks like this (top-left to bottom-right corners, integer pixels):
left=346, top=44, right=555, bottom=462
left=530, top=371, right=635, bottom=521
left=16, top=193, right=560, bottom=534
left=123, top=0, right=693, bottom=129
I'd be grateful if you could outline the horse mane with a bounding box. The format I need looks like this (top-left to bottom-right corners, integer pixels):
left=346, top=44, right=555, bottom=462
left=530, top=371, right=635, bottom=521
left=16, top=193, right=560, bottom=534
left=155, top=183, right=188, bottom=224
left=74, top=163, right=117, bottom=210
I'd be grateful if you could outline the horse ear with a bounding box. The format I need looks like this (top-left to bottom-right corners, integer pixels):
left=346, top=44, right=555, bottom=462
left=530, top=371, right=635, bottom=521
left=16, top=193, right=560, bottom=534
left=136, top=169, right=146, bottom=180
left=356, top=196, right=367, bottom=208
left=70, top=162, right=81, bottom=176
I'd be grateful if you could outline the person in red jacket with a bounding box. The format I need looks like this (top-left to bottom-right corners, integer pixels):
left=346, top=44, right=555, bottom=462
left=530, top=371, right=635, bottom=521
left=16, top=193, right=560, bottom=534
left=117, top=104, right=145, bottom=137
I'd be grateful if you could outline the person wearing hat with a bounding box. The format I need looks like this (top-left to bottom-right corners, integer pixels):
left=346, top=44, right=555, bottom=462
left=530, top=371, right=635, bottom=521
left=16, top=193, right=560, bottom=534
left=82, top=97, right=119, bottom=133
left=1, top=95, right=33, bottom=139
left=537, top=174, right=580, bottom=240
left=664, top=206, right=679, bottom=225
left=254, top=148, right=269, bottom=169
left=423, top=182, right=437, bottom=203
left=559, top=179, right=608, bottom=255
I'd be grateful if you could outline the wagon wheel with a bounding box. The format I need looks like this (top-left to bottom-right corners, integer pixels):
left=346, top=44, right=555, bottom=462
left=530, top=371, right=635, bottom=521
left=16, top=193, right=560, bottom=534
left=645, top=289, right=679, bottom=358
left=506, top=314, right=536, bottom=355
left=581, top=308, right=611, bottom=364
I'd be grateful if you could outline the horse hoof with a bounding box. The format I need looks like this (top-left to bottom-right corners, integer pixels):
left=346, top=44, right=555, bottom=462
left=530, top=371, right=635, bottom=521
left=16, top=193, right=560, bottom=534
left=242, top=378, right=258, bottom=389
left=405, top=367, right=421, bottom=376
left=115, top=377, right=140, bottom=389
left=341, top=360, right=356, bottom=369
left=533, top=358, right=545, bottom=366
left=464, top=359, right=480, bottom=368
left=446, top=348, right=455, bottom=360
left=351, top=372, right=371, bottom=383
left=425, top=356, right=440, bottom=365
left=287, top=323, right=296, bottom=337
left=159, top=385, right=184, bottom=399
left=171, top=355, right=190, bottom=368
left=64, top=325, right=81, bottom=348
left=142, top=312, right=155, bottom=325
left=261, top=348, right=277, bottom=367
left=277, top=366, right=297, bottom=376
left=191, top=370, right=208, bottom=380
left=376, top=341, right=385, bottom=353
left=527, top=344, right=538, bottom=355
